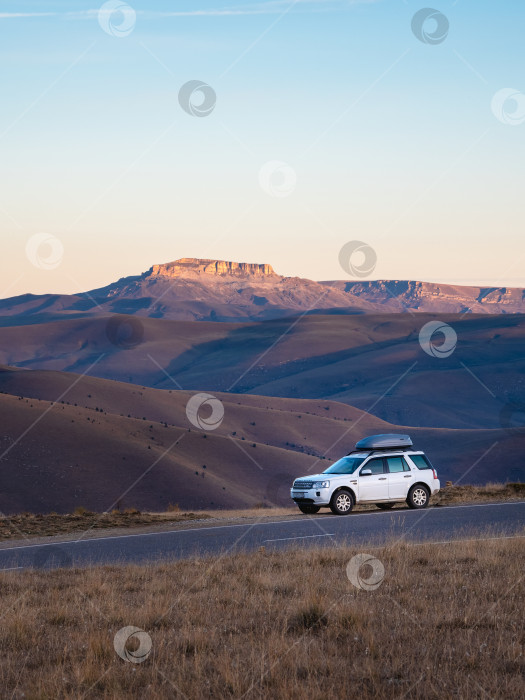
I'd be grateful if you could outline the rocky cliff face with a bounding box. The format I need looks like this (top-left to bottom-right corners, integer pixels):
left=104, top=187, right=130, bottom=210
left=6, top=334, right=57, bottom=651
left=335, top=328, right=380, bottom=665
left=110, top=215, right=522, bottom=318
left=148, top=258, right=276, bottom=278
left=324, top=279, right=525, bottom=312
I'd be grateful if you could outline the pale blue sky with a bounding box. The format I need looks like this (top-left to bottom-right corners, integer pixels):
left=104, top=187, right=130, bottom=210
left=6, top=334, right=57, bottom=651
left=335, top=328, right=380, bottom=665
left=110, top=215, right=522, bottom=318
left=1, top=0, right=525, bottom=296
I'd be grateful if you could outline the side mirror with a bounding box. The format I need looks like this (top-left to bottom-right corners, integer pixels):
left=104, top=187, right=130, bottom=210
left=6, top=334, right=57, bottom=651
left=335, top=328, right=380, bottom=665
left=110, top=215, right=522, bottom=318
left=360, top=469, right=372, bottom=476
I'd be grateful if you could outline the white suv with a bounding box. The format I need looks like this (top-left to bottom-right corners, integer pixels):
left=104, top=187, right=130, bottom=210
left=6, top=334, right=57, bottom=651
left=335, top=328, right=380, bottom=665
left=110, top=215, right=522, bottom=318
left=290, top=434, right=440, bottom=515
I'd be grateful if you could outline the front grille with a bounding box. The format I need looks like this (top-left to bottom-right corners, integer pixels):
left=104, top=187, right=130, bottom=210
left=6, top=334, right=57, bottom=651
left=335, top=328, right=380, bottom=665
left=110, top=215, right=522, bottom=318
left=293, top=480, right=314, bottom=489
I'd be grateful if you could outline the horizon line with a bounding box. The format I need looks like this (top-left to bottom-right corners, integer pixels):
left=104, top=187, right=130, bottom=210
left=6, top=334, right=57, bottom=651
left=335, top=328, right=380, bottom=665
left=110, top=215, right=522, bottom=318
left=3, top=275, right=525, bottom=302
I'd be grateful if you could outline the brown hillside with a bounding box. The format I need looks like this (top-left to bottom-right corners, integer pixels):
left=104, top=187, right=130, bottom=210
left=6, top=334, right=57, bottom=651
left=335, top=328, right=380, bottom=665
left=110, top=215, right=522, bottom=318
left=0, top=367, right=523, bottom=513
left=0, top=313, right=524, bottom=429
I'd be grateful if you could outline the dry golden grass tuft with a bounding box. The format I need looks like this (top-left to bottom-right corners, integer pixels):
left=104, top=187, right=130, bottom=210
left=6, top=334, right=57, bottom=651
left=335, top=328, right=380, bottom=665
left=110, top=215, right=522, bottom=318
left=0, top=534, right=524, bottom=698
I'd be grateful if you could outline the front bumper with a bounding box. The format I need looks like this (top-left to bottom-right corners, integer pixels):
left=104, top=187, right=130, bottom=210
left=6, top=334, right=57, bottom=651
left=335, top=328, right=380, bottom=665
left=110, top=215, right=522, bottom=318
left=290, top=487, right=331, bottom=506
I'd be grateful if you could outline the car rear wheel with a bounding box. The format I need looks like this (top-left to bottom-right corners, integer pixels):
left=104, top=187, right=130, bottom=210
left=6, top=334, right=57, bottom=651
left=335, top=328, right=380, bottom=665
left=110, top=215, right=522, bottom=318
left=376, top=503, right=395, bottom=510
left=298, top=505, right=320, bottom=514
left=330, top=489, right=354, bottom=515
left=407, top=485, right=429, bottom=509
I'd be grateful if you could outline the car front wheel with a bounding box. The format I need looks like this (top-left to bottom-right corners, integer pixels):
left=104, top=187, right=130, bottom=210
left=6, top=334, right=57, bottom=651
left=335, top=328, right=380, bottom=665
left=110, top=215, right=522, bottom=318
left=407, top=485, right=429, bottom=509
left=298, top=505, right=320, bottom=514
left=330, top=489, right=354, bottom=515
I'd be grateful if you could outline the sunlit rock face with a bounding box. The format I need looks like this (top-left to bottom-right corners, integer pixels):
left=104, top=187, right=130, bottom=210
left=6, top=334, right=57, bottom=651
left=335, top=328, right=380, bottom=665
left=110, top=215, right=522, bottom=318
left=148, top=258, right=276, bottom=278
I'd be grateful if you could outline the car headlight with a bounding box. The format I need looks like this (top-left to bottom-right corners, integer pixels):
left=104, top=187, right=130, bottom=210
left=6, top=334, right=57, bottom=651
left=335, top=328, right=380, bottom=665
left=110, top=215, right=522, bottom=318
left=312, top=480, right=330, bottom=488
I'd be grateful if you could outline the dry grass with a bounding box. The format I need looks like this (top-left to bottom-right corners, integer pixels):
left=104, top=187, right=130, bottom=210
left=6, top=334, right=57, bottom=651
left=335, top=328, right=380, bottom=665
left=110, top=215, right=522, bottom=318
left=1, top=483, right=523, bottom=542
left=0, top=534, right=524, bottom=698
left=0, top=510, right=211, bottom=541
left=434, top=481, right=525, bottom=505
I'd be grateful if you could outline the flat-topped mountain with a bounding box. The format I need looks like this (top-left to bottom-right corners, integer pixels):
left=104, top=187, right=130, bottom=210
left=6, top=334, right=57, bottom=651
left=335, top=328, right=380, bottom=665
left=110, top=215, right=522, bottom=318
left=2, top=257, right=525, bottom=322
left=149, top=258, right=276, bottom=278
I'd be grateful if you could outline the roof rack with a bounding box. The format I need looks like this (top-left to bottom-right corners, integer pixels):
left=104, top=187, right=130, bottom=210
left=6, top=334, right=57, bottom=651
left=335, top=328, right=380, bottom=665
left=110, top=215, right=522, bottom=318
left=368, top=447, right=416, bottom=456
left=346, top=447, right=416, bottom=456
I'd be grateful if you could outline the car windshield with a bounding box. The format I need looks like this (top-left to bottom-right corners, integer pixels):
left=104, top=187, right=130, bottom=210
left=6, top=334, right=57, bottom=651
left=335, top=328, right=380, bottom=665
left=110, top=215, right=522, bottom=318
left=323, top=456, right=366, bottom=475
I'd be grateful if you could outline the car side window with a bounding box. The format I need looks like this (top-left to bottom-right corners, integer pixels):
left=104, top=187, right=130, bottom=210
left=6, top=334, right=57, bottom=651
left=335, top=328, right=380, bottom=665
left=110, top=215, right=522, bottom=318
left=386, top=456, right=411, bottom=473
left=360, top=458, right=385, bottom=475
left=410, top=454, right=433, bottom=470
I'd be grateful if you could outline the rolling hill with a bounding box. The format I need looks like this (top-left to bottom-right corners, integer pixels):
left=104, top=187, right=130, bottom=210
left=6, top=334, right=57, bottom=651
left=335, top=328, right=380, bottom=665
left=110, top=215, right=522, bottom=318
left=0, top=312, right=524, bottom=430
left=0, top=366, right=522, bottom=514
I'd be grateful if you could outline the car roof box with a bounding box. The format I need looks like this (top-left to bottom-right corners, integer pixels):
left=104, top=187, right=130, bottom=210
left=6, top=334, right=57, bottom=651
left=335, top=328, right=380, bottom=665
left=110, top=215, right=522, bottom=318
left=355, top=434, right=413, bottom=450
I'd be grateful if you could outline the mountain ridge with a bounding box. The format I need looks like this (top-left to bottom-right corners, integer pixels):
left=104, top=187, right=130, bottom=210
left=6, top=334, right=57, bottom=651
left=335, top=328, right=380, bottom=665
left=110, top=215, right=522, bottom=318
left=2, top=257, right=525, bottom=321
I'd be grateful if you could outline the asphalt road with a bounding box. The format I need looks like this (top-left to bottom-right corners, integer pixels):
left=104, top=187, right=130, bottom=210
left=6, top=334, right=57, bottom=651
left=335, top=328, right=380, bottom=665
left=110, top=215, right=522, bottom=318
left=1, top=502, right=524, bottom=571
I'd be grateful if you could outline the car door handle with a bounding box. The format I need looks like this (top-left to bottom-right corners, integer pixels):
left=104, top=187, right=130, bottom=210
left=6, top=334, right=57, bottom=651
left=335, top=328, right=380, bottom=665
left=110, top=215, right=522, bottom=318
left=378, top=477, right=387, bottom=480
left=404, top=475, right=412, bottom=478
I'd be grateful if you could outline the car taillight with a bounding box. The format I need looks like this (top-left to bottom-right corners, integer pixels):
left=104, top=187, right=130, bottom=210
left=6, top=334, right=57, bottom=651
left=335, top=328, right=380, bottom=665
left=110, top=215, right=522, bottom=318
left=432, top=469, right=438, bottom=480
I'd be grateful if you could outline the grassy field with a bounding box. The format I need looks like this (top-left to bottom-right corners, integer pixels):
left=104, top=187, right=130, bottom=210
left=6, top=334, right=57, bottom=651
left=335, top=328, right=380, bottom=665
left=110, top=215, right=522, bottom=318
left=1, top=482, right=524, bottom=542
left=0, top=534, right=523, bottom=698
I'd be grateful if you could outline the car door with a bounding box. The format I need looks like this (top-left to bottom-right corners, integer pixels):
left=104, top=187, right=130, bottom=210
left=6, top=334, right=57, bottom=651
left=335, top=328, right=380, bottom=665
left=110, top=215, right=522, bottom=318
left=358, top=458, right=388, bottom=501
left=386, top=456, right=413, bottom=499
